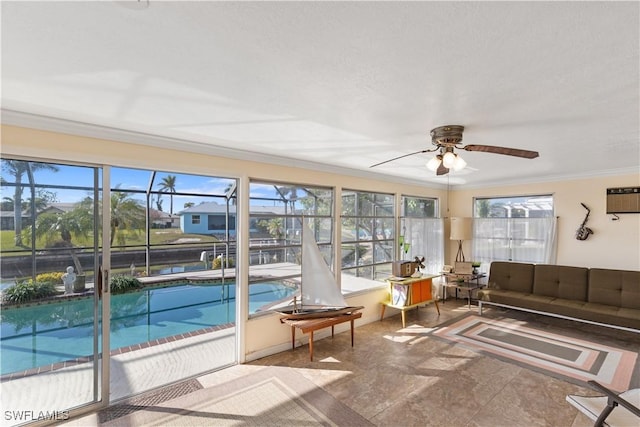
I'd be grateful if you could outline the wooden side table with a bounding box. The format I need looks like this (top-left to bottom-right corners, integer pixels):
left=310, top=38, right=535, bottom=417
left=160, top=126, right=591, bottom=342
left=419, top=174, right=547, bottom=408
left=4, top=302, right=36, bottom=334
left=380, top=274, right=440, bottom=327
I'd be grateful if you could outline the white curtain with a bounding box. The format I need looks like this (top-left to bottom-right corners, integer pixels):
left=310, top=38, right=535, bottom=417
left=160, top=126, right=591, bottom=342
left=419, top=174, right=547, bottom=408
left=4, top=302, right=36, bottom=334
left=472, top=217, right=558, bottom=270
left=402, top=218, right=445, bottom=275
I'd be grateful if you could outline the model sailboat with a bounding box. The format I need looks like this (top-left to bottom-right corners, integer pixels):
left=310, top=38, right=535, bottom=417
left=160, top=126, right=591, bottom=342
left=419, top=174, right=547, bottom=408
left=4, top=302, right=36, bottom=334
left=277, top=221, right=364, bottom=320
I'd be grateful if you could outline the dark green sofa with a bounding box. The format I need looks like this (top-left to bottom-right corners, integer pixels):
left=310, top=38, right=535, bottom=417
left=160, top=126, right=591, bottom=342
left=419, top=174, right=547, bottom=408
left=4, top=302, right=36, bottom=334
left=477, top=262, right=640, bottom=332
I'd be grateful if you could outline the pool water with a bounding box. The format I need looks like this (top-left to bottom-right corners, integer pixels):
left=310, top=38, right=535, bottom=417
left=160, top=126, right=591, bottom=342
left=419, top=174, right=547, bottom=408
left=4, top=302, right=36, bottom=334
left=0, top=281, right=296, bottom=375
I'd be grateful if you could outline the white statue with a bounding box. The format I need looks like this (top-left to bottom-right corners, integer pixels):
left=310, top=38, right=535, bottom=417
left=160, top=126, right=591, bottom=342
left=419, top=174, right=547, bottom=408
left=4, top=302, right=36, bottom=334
left=62, top=266, right=76, bottom=295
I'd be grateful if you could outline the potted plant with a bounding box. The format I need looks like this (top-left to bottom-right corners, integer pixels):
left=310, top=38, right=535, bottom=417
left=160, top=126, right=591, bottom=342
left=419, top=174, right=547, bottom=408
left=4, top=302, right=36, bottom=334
left=471, top=261, right=482, bottom=275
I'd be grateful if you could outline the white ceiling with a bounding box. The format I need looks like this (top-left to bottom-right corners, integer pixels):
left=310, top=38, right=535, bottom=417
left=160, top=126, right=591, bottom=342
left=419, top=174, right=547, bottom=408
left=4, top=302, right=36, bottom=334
left=1, top=1, right=639, bottom=188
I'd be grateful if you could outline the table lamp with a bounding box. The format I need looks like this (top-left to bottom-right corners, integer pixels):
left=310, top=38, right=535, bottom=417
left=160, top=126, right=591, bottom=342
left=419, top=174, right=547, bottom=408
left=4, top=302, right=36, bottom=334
left=450, top=217, right=472, bottom=263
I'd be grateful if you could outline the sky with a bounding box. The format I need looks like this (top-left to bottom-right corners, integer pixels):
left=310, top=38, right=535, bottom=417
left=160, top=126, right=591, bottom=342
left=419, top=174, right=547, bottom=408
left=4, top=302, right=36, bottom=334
left=1, top=161, right=289, bottom=211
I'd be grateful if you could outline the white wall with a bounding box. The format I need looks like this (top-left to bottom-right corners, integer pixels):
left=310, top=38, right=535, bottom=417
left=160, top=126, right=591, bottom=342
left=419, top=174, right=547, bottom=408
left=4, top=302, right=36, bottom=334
left=450, top=175, right=640, bottom=271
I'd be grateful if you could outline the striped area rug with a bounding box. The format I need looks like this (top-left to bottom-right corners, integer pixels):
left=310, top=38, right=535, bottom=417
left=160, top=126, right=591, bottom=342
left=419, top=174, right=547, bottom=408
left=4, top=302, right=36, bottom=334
left=433, top=314, right=638, bottom=392
left=102, top=366, right=373, bottom=427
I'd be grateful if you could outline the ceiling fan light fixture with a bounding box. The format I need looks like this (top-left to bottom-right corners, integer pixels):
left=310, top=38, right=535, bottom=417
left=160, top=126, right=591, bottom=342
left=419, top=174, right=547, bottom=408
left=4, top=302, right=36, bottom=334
left=426, top=155, right=441, bottom=171
left=452, top=155, right=467, bottom=171
left=442, top=151, right=457, bottom=168
left=370, top=124, right=539, bottom=175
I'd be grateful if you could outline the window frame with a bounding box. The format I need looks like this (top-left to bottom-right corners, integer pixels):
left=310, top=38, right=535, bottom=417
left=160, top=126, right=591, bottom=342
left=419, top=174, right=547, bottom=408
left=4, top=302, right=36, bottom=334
left=340, top=189, right=395, bottom=281
left=472, top=194, right=557, bottom=266
left=248, top=180, right=334, bottom=316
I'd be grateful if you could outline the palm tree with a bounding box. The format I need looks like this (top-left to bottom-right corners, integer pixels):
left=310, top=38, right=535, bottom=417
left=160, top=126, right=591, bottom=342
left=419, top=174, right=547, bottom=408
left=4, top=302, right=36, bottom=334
left=158, top=175, right=177, bottom=215
left=74, top=189, right=145, bottom=247
left=224, top=182, right=237, bottom=206
left=274, top=185, right=299, bottom=213
left=108, top=190, right=146, bottom=246
left=1, top=160, right=58, bottom=246
left=28, top=207, right=91, bottom=274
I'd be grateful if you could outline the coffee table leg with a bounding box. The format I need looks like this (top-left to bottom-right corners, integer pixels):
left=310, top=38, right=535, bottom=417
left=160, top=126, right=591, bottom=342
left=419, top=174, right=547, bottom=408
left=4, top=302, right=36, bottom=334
left=309, top=331, right=314, bottom=361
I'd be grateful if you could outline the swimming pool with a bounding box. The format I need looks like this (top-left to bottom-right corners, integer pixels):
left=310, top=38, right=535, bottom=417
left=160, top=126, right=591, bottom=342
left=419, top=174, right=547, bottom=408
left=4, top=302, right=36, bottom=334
left=0, top=281, right=296, bottom=376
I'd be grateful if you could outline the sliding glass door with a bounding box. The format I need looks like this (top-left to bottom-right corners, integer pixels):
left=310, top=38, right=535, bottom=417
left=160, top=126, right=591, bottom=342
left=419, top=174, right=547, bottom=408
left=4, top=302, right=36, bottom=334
left=0, top=159, right=106, bottom=425
left=1, top=158, right=241, bottom=425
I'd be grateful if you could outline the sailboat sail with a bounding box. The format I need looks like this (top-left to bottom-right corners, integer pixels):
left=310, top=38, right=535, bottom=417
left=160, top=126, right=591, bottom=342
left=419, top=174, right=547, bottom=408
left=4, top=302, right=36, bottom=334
left=300, top=221, right=348, bottom=308
left=278, top=220, right=363, bottom=319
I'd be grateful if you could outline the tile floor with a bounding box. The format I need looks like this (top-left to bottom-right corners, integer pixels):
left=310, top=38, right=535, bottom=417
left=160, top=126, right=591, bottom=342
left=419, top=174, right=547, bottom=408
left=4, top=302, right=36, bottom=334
left=68, top=299, right=640, bottom=426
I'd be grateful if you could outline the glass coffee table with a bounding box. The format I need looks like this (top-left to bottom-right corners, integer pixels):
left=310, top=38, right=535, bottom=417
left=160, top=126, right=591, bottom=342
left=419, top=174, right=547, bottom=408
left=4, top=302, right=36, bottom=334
left=441, top=273, right=487, bottom=308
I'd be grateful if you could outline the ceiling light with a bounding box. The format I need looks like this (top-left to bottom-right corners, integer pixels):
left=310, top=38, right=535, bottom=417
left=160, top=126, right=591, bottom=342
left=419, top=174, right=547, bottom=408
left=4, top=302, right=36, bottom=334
left=425, top=149, right=467, bottom=173
left=452, top=155, right=467, bottom=171
left=426, top=156, right=441, bottom=171
left=442, top=151, right=457, bottom=168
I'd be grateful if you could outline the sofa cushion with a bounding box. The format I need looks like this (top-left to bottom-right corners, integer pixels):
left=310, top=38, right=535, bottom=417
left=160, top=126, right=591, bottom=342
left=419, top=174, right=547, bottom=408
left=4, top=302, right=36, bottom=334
left=588, top=268, right=640, bottom=309
left=533, top=264, right=588, bottom=301
left=616, top=307, right=640, bottom=330
left=513, top=293, right=557, bottom=312
left=547, top=298, right=589, bottom=319
left=478, top=289, right=528, bottom=305
left=488, top=262, right=534, bottom=293
left=553, top=300, right=640, bottom=330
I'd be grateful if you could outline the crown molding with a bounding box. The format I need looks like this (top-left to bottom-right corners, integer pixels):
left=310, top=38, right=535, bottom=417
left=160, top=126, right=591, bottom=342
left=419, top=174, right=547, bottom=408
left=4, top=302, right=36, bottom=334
left=4, top=109, right=632, bottom=192
left=1, top=109, right=448, bottom=190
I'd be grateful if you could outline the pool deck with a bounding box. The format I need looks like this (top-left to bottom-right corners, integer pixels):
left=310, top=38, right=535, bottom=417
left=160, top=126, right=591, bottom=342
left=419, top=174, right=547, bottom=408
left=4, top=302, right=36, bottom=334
left=0, top=325, right=237, bottom=427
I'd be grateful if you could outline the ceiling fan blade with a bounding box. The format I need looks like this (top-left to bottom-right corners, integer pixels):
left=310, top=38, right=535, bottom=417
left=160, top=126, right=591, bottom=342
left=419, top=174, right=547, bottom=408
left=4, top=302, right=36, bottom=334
left=369, top=148, right=437, bottom=168
left=463, top=144, right=539, bottom=159
left=436, top=163, right=449, bottom=175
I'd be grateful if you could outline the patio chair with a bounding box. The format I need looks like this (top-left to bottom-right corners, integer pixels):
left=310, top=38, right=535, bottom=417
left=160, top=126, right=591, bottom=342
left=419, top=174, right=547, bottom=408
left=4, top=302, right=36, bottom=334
left=566, top=380, right=640, bottom=427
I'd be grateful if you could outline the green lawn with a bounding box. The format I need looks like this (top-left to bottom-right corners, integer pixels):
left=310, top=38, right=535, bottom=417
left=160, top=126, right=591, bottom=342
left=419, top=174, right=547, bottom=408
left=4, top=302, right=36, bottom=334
left=0, top=228, right=220, bottom=254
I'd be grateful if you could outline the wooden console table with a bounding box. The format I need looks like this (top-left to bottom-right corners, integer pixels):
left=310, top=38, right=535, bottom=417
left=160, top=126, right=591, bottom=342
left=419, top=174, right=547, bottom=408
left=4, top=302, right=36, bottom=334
left=380, top=274, right=440, bottom=328
left=280, top=311, right=363, bottom=361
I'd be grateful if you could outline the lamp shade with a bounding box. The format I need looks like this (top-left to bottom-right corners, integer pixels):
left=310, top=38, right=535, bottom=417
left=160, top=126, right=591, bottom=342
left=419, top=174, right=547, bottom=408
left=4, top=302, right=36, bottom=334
left=442, top=151, right=457, bottom=168
left=426, top=156, right=441, bottom=171
left=452, top=155, right=467, bottom=171
left=450, top=217, right=472, bottom=241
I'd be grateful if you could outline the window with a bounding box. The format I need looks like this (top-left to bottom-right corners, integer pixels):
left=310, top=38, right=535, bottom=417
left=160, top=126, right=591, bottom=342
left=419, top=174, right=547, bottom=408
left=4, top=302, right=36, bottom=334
left=341, top=190, right=394, bottom=281
left=248, top=181, right=333, bottom=316
left=0, top=159, right=100, bottom=284
left=208, top=215, right=236, bottom=231
left=400, top=196, right=443, bottom=275
left=472, top=195, right=557, bottom=266
left=108, top=167, right=237, bottom=276
left=402, top=196, right=437, bottom=218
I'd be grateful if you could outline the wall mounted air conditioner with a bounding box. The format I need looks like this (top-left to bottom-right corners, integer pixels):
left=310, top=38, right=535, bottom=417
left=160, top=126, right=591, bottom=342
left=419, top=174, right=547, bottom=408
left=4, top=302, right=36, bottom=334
left=606, top=187, right=640, bottom=214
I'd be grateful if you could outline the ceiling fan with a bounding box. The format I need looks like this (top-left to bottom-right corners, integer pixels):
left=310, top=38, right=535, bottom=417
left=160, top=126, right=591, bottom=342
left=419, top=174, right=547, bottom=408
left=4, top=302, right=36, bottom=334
left=370, top=125, right=539, bottom=176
